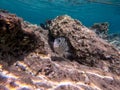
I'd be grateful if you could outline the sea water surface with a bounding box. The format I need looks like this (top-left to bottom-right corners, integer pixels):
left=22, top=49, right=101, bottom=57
left=0, top=0, right=120, bottom=33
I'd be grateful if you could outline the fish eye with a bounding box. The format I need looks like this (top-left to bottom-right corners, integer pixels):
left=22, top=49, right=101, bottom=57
left=57, top=39, right=61, bottom=43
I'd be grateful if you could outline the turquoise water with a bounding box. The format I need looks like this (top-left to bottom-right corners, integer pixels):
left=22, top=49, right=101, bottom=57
left=0, top=0, right=120, bottom=33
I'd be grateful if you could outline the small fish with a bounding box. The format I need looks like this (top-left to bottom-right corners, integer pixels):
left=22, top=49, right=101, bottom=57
left=53, top=37, right=70, bottom=57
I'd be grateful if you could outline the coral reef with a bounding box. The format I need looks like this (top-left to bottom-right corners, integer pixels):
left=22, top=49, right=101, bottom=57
left=0, top=11, right=120, bottom=90
left=46, top=15, right=120, bottom=74
left=89, top=22, right=120, bottom=52
left=90, top=22, right=109, bottom=38
left=0, top=10, right=49, bottom=66
left=107, top=34, right=120, bottom=51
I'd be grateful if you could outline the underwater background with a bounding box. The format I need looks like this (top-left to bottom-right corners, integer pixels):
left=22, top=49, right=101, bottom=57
left=0, top=0, right=120, bottom=33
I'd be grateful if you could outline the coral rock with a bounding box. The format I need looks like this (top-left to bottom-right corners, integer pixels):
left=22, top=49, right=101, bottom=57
left=0, top=11, right=120, bottom=90
left=46, top=15, right=120, bottom=74
left=90, top=22, right=109, bottom=37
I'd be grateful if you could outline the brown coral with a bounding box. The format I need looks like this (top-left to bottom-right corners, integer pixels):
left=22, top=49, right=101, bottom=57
left=46, top=15, right=120, bottom=74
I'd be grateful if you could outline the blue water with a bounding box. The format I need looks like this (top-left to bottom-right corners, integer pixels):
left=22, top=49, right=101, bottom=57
left=0, top=0, right=120, bottom=33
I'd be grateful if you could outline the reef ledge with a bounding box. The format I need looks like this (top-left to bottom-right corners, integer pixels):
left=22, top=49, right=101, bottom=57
left=0, top=10, right=120, bottom=90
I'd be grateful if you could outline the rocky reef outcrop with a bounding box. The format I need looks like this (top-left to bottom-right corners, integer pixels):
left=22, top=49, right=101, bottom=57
left=0, top=10, right=50, bottom=65
left=89, top=22, right=120, bottom=52
left=46, top=15, right=120, bottom=74
left=106, top=34, right=120, bottom=51
left=90, top=22, right=109, bottom=38
left=0, top=11, right=120, bottom=90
